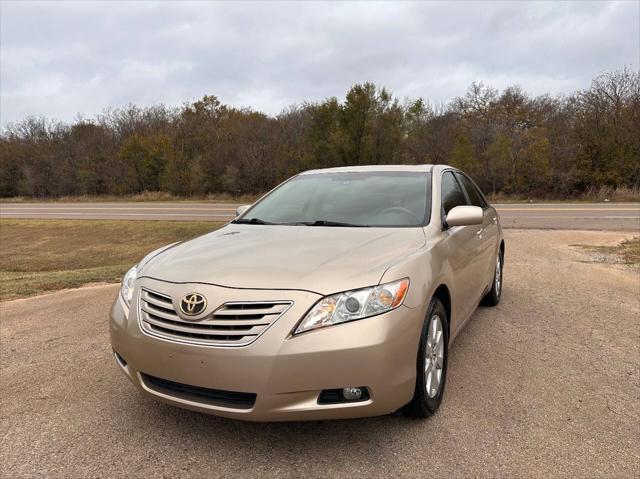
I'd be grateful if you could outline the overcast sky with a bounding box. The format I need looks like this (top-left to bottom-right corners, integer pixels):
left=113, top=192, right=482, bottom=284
left=1, top=0, right=638, bottom=125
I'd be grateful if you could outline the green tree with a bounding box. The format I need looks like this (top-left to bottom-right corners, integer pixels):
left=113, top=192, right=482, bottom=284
left=450, top=135, right=480, bottom=177
left=1, top=69, right=638, bottom=200
left=521, top=130, right=551, bottom=192
left=118, top=134, right=170, bottom=192
left=486, top=134, right=512, bottom=194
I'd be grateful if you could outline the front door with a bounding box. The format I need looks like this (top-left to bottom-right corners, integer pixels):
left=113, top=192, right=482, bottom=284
left=440, top=171, right=486, bottom=335
left=455, top=172, right=499, bottom=291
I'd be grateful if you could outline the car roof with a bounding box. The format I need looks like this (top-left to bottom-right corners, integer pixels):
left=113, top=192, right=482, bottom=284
left=299, top=164, right=439, bottom=175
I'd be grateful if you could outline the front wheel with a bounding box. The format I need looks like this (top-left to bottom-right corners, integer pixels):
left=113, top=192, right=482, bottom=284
left=481, top=249, right=503, bottom=306
left=403, top=298, right=449, bottom=418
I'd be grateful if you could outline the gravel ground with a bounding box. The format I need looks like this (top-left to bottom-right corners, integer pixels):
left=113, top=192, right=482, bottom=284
left=1, top=229, right=638, bottom=478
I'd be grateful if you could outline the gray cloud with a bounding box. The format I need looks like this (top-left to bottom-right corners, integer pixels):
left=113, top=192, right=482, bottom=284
left=1, top=0, right=638, bottom=125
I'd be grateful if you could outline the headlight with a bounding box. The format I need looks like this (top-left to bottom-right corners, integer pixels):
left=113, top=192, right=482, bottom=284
left=118, top=243, right=175, bottom=306
left=294, top=278, right=409, bottom=335
left=120, top=265, right=137, bottom=305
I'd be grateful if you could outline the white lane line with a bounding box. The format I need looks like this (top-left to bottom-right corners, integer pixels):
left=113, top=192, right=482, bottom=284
left=0, top=207, right=235, bottom=212
left=0, top=212, right=236, bottom=217
left=499, top=216, right=639, bottom=220
left=1, top=213, right=638, bottom=220
left=2, top=207, right=637, bottom=213
left=493, top=203, right=640, bottom=207
left=496, top=208, right=639, bottom=212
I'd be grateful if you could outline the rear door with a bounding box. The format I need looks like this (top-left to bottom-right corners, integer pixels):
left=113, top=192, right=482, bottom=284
left=455, top=172, right=498, bottom=291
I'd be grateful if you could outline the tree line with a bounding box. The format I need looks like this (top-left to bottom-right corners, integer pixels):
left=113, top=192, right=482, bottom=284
left=1, top=67, right=638, bottom=199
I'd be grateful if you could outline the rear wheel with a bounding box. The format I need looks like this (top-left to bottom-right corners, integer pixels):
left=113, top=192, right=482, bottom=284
left=403, top=298, right=449, bottom=418
left=481, top=249, right=503, bottom=306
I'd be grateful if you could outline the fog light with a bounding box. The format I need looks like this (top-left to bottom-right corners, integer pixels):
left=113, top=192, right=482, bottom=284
left=342, top=387, right=363, bottom=400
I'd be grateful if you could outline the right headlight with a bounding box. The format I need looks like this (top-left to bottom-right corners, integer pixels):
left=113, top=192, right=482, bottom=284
left=120, top=265, right=137, bottom=305
left=119, top=243, right=178, bottom=306
left=294, top=278, right=409, bottom=335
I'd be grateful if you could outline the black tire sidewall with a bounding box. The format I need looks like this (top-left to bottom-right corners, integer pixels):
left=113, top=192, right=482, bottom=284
left=416, top=298, right=450, bottom=413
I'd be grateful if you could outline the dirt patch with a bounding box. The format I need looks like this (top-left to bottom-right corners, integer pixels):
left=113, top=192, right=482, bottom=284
left=571, top=235, right=640, bottom=272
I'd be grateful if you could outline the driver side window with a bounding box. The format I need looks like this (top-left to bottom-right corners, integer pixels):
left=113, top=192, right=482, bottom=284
left=441, top=171, right=468, bottom=215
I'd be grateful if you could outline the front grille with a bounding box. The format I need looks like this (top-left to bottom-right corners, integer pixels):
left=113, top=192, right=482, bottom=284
left=138, top=287, right=292, bottom=347
left=141, top=373, right=256, bottom=409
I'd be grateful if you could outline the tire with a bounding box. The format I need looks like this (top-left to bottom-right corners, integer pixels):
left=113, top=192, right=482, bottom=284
left=481, top=248, right=503, bottom=307
left=403, top=298, right=449, bottom=418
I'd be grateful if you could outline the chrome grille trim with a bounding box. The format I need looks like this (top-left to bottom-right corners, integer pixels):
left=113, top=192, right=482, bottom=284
left=138, top=287, right=293, bottom=347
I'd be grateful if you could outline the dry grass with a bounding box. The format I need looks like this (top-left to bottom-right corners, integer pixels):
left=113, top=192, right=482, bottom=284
left=1, top=191, right=260, bottom=203
left=617, top=237, right=640, bottom=266
left=488, top=186, right=640, bottom=203
left=578, top=186, right=640, bottom=202
left=3, top=186, right=638, bottom=204
left=0, top=219, right=222, bottom=301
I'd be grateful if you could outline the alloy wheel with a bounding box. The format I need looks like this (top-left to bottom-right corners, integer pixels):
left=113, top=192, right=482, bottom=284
left=424, top=314, right=445, bottom=398
left=495, top=254, right=502, bottom=297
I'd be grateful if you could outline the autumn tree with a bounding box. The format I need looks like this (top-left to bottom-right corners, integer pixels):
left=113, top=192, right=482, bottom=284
left=1, top=68, right=638, bottom=199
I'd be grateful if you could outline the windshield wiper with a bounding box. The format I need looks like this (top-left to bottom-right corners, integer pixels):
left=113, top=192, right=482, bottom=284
left=231, top=217, right=274, bottom=225
left=300, top=220, right=369, bottom=227
left=232, top=218, right=368, bottom=227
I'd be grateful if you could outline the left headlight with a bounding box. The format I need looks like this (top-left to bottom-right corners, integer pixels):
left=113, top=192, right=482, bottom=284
left=120, top=265, right=137, bottom=305
left=294, top=278, right=409, bottom=335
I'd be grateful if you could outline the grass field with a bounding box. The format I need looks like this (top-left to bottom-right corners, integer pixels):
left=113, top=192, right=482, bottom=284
left=0, top=191, right=260, bottom=204
left=1, top=219, right=637, bottom=302
left=0, top=219, right=222, bottom=301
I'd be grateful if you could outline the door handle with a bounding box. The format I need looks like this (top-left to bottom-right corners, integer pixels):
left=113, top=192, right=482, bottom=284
left=476, top=229, right=483, bottom=238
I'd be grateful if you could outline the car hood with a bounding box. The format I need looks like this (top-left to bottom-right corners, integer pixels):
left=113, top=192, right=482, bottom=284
left=139, top=224, right=426, bottom=295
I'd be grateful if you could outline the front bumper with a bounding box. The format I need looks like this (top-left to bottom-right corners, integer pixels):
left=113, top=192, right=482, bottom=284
left=110, top=278, right=424, bottom=422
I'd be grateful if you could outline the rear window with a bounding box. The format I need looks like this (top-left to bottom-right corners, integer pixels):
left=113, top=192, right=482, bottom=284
left=456, top=173, right=487, bottom=208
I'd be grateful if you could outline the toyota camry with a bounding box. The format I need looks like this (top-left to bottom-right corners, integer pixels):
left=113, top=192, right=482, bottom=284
left=110, top=165, right=504, bottom=421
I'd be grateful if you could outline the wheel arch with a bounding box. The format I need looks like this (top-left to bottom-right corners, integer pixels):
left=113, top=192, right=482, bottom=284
left=431, top=284, right=451, bottom=337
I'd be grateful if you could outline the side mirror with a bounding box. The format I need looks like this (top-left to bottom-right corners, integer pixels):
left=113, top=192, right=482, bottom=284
left=235, top=204, right=251, bottom=217
left=445, top=205, right=483, bottom=227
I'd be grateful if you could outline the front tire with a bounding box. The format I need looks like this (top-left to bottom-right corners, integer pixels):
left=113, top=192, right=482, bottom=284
left=403, top=298, right=449, bottom=418
left=481, top=249, right=503, bottom=306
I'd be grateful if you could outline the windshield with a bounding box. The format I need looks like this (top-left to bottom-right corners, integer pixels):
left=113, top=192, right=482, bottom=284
left=238, top=171, right=432, bottom=227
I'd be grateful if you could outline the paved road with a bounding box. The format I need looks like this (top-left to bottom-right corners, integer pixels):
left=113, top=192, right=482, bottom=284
left=496, top=203, right=639, bottom=231
left=0, top=202, right=239, bottom=221
left=1, top=202, right=639, bottom=230
left=1, top=230, right=638, bottom=478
